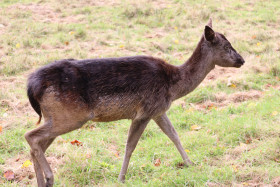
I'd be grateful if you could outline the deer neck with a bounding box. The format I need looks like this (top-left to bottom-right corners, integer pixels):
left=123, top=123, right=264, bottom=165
left=171, top=37, right=215, bottom=101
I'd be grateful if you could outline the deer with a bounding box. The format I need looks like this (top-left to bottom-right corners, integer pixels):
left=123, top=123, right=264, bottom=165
left=25, top=19, right=245, bottom=187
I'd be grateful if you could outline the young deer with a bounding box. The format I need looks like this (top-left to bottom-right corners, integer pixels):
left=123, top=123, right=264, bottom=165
left=25, top=19, right=244, bottom=186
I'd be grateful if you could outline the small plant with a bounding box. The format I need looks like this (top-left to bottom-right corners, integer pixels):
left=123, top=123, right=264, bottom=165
left=75, top=28, right=87, bottom=39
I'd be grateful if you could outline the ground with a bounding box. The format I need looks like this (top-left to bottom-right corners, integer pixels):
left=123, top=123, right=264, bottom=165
left=0, top=0, right=280, bottom=186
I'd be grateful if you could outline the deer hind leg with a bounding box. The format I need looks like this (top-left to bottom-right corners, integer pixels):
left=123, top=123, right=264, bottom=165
left=153, top=113, right=193, bottom=166
left=30, top=150, right=45, bottom=187
left=25, top=115, right=87, bottom=187
left=118, top=117, right=150, bottom=182
left=29, top=137, right=56, bottom=187
left=25, top=122, right=56, bottom=187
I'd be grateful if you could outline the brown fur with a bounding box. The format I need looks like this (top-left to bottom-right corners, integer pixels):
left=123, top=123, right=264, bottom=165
left=25, top=19, right=245, bottom=186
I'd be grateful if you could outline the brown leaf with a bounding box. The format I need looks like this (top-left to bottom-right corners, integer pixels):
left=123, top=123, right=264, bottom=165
left=70, top=139, right=83, bottom=146
left=4, top=170, right=15, bottom=181
left=154, top=158, right=161, bottom=167
left=245, top=137, right=252, bottom=144
left=175, top=162, right=184, bottom=169
left=28, top=174, right=34, bottom=180
left=114, top=151, right=120, bottom=158
left=191, top=125, right=202, bottom=131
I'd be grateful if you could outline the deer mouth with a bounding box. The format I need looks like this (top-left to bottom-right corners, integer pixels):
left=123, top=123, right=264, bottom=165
left=234, top=63, right=243, bottom=68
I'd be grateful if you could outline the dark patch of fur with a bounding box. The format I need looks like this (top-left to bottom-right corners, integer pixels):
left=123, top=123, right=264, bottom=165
left=27, top=84, right=42, bottom=123
left=28, top=56, right=181, bottom=116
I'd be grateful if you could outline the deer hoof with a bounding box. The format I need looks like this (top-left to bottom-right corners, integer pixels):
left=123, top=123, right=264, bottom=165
left=118, top=175, right=125, bottom=183
left=45, top=177, right=54, bottom=187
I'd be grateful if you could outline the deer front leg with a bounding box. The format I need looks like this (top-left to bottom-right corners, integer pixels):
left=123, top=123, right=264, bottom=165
left=153, top=113, right=193, bottom=166
left=118, top=117, right=150, bottom=182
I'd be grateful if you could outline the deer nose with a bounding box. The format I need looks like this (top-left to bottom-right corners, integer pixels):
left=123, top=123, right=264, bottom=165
left=238, top=58, right=245, bottom=64
left=236, top=55, right=245, bottom=65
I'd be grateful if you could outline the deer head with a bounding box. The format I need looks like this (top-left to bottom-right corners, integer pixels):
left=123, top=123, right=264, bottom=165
left=204, top=18, right=245, bottom=68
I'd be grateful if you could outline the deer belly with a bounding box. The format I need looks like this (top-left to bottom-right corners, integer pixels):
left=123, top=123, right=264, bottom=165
left=91, top=95, right=140, bottom=122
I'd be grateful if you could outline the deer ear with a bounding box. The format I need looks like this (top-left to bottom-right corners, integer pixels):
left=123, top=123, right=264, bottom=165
left=204, top=25, right=215, bottom=42
left=207, top=18, right=212, bottom=28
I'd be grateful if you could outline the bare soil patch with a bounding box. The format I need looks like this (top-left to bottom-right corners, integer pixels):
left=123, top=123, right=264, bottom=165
left=204, top=66, right=241, bottom=84
left=193, top=90, right=263, bottom=111
left=9, top=3, right=84, bottom=24
left=1, top=154, right=64, bottom=185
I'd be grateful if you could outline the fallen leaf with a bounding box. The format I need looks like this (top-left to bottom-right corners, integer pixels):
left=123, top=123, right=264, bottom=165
left=154, top=158, right=161, bottom=167
left=185, top=149, right=190, bottom=153
left=69, top=31, right=75, bottom=35
left=174, top=26, right=178, bottom=30
left=272, top=111, right=278, bottom=116
left=191, top=125, right=202, bottom=131
left=207, top=103, right=217, bottom=110
left=4, top=170, right=15, bottom=181
left=257, top=42, right=261, bottom=46
left=232, top=164, right=238, bottom=172
left=114, top=151, right=120, bottom=158
left=28, top=174, right=34, bottom=180
left=175, top=162, right=184, bottom=169
left=119, top=44, right=125, bottom=48
left=245, top=137, right=252, bottom=144
left=242, top=182, right=249, bottom=186
left=65, top=41, right=69, bottom=46
left=251, top=35, right=256, bottom=39
left=70, top=139, right=83, bottom=146
left=0, top=125, right=2, bottom=133
left=140, top=163, right=146, bottom=168
left=16, top=43, right=20, bottom=48
left=174, top=40, right=179, bottom=44
left=227, top=78, right=237, bottom=88
left=22, top=160, right=32, bottom=168
left=230, top=84, right=237, bottom=88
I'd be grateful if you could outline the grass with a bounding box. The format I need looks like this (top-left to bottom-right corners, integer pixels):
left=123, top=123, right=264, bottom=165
left=0, top=0, right=280, bottom=186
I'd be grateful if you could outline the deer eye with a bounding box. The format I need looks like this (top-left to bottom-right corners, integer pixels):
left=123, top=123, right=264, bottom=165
left=224, top=45, right=230, bottom=52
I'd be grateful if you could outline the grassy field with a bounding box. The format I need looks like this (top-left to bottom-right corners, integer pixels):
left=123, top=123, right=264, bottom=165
left=0, top=0, right=280, bottom=186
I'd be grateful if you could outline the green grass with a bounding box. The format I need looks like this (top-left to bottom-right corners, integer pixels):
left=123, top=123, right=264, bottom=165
left=0, top=0, right=280, bottom=186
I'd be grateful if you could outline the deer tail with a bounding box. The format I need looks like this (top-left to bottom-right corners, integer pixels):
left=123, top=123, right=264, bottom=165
left=27, top=78, right=42, bottom=125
